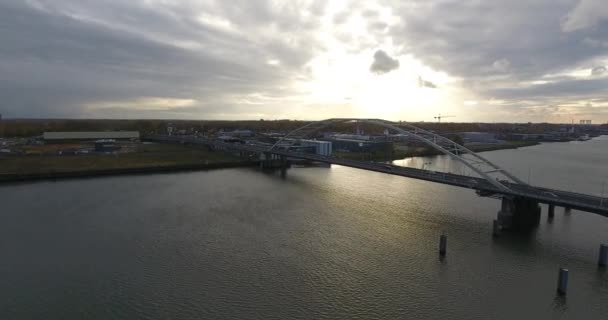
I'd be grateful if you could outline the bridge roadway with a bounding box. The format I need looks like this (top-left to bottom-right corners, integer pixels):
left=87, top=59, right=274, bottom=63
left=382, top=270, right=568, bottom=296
left=146, top=135, right=608, bottom=217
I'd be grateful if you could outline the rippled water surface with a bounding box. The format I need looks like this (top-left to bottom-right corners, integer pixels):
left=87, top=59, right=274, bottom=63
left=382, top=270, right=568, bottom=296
left=1, top=137, right=608, bottom=319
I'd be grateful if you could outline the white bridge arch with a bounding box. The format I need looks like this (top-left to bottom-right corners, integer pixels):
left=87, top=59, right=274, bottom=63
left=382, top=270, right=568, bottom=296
left=268, top=118, right=526, bottom=193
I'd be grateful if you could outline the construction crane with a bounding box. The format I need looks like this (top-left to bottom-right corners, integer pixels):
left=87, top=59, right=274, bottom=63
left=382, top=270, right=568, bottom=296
left=434, top=114, right=455, bottom=123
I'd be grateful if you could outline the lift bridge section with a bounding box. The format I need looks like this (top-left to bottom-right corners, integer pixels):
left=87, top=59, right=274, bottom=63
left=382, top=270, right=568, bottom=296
left=146, top=118, right=608, bottom=230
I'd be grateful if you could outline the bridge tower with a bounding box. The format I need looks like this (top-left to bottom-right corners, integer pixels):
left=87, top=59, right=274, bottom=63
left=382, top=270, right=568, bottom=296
left=497, top=196, right=541, bottom=231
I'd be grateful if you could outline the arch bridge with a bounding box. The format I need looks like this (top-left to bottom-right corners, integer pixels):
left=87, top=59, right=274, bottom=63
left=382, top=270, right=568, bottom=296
left=270, top=118, right=525, bottom=194
left=146, top=118, right=608, bottom=231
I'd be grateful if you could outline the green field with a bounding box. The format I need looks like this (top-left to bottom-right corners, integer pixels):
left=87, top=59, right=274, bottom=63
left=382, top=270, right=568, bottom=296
left=0, top=143, right=243, bottom=175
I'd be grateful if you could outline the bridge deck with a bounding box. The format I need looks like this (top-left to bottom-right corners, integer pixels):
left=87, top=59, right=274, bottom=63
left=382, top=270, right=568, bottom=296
left=146, top=135, right=608, bottom=217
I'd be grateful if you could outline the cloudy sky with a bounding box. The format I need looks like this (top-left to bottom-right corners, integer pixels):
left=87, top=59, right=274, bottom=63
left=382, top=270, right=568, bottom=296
left=1, top=0, right=607, bottom=122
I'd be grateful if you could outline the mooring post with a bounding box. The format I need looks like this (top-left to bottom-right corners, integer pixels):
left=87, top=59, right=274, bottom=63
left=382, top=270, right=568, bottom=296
left=599, top=244, right=608, bottom=267
left=492, top=220, right=500, bottom=237
left=557, top=268, right=569, bottom=295
left=439, top=234, right=447, bottom=256
left=548, top=204, right=555, bottom=219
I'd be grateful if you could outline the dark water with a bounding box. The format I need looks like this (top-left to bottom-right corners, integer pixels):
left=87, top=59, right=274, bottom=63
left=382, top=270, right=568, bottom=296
left=1, top=137, right=608, bottom=319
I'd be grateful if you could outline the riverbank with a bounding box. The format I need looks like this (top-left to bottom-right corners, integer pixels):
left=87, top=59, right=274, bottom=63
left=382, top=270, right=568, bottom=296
left=0, top=161, right=257, bottom=183
left=0, top=143, right=254, bottom=183
left=0, top=139, right=546, bottom=183
left=335, top=140, right=541, bottom=161
left=465, top=140, right=541, bottom=153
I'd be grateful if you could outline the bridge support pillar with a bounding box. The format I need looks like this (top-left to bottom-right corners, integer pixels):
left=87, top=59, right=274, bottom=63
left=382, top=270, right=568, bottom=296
left=492, top=219, right=500, bottom=237
left=260, top=152, right=273, bottom=169
left=497, top=196, right=541, bottom=232
left=599, top=244, right=608, bottom=267
left=280, top=156, right=288, bottom=178
left=259, top=153, right=290, bottom=173
left=548, top=204, right=555, bottom=219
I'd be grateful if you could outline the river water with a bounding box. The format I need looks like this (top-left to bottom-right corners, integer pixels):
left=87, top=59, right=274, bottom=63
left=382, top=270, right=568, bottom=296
left=1, top=137, right=607, bottom=319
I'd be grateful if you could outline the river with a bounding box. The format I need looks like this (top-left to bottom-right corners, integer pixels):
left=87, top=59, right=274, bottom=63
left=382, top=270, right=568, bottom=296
left=1, top=137, right=607, bottom=319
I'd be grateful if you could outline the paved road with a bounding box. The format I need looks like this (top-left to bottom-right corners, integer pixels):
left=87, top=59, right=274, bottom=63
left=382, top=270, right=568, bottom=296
left=146, top=135, right=608, bottom=217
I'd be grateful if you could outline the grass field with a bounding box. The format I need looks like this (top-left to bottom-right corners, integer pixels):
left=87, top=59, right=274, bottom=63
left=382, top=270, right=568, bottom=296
left=0, top=143, right=243, bottom=175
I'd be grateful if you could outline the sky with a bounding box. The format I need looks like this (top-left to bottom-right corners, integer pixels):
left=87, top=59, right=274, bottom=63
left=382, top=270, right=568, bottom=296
left=1, top=0, right=607, bottom=123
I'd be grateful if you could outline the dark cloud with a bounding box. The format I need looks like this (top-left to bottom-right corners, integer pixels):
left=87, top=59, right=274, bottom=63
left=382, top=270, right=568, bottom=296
left=0, top=0, right=324, bottom=119
left=386, top=1, right=592, bottom=80
left=486, top=78, right=608, bottom=100
left=370, top=50, right=399, bottom=74
left=591, top=66, right=607, bottom=76
left=379, top=0, right=608, bottom=118
left=418, top=76, right=437, bottom=88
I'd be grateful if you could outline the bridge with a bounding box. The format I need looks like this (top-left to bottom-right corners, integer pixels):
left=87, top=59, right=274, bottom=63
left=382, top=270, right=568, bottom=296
left=146, top=118, right=608, bottom=231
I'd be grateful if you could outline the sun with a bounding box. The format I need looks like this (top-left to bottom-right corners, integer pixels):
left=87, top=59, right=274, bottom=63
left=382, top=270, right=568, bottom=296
left=297, top=47, right=457, bottom=121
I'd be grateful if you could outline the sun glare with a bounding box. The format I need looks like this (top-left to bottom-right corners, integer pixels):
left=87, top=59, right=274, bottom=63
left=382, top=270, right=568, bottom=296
left=297, top=45, right=461, bottom=121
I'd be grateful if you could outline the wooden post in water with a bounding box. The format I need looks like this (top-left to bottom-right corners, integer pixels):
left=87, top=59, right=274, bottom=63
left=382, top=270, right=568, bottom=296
left=599, top=244, right=608, bottom=267
left=557, top=268, right=569, bottom=296
left=439, top=235, right=447, bottom=257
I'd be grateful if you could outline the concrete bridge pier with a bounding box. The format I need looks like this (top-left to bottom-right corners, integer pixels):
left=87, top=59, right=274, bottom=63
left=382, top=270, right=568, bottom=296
left=280, top=156, right=288, bottom=178
left=259, top=153, right=290, bottom=175
left=259, top=152, right=278, bottom=169
left=259, top=152, right=269, bottom=169
left=497, top=196, right=541, bottom=231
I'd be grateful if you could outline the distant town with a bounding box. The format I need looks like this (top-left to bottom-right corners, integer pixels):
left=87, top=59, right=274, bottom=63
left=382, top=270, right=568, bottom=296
left=0, top=118, right=607, bottom=181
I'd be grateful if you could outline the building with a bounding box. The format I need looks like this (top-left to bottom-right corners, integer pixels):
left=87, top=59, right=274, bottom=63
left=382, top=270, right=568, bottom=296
left=217, top=135, right=244, bottom=143
left=459, top=132, right=501, bottom=144
left=324, top=138, right=392, bottom=153
left=221, top=130, right=255, bottom=138
left=506, top=133, right=556, bottom=141
left=331, top=133, right=371, bottom=141
left=58, top=148, right=89, bottom=156
left=43, top=131, right=140, bottom=142
left=277, top=138, right=332, bottom=156
left=299, top=139, right=332, bottom=156
left=94, top=139, right=121, bottom=152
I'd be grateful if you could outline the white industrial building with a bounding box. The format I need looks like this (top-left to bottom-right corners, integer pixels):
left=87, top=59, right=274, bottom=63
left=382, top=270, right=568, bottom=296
left=300, top=139, right=332, bottom=156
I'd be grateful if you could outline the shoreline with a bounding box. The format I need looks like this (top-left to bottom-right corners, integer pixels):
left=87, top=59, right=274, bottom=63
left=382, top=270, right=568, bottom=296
left=466, top=140, right=541, bottom=154
left=337, top=140, right=542, bottom=161
left=0, top=161, right=257, bottom=184
left=0, top=138, right=586, bottom=184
